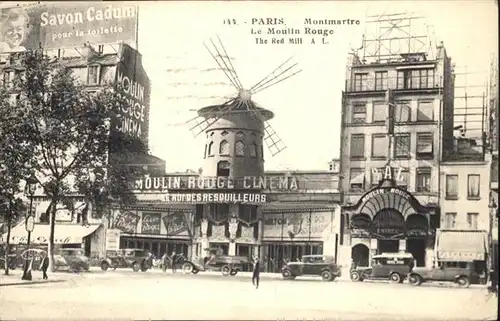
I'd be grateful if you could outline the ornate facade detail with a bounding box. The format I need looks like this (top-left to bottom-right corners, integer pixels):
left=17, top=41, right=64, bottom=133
left=201, top=219, right=209, bottom=237
left=228, top=217, right=239, bottom=242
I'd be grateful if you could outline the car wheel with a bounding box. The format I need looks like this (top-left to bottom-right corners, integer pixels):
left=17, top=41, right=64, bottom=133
left=221, top=265, right=231, bottom=276
left=457, top=276, right=470, bottom=288
left=182, top=263, right=193, bottom=274
left=100, top=261, right=109, bottom=271
left=350, top=271, right=362, bottom=282
left=282, top=269, right=295, bottom=280
left=390, top=272, right=402, bottom=283
left=132, top=262, right=140, bottom=272
left=140, top=261, right=148, bottom=272
left=230, top=269, right=238, bottom=276
left=192, top=268, right=199, bottom=274
left=113, top=267, right=117, bottom=271
left=321, top=270, right=333, bottom=281
left=408, top=274, right=422, bottom=286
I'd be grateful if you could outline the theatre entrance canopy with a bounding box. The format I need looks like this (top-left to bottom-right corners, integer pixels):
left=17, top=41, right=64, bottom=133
left=342, top=178, right=438, bottom=240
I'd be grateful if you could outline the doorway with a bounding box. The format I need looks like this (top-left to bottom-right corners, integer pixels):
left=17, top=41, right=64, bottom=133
left=407, top=238, right=426, bottom=267
left=236, top=244, right=251, bottom=257
left=377, top=239, right=399, bottom=254
left=351, top=244, right=370, bottom=267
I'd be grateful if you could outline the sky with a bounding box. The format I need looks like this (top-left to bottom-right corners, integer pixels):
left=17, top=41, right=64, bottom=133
left=3, top=1, right=497, bottom=172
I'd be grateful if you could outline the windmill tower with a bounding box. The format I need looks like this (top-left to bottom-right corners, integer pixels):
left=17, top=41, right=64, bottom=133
left=187, top=37, right=301, bottom=177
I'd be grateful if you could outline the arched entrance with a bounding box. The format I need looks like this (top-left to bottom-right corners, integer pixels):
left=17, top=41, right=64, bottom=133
left=405, top=214, right=428, bottom=267
left=373, top=208, right=405, bottom=254
left=351, top=243, right=370, bottom=267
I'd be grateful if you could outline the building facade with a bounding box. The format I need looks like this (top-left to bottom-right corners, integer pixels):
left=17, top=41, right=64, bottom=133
left=338, top=43, right=454, bottom=268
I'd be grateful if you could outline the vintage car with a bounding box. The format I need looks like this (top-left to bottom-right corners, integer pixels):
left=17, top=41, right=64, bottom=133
left=182, top=255, right=250, bottom=276
left=53, top=248, right=90, bottom=272
left=281, top=255, right=342, bottom=281
left=100, top=249, right=153, bottom=272
left=407, top=261, right=483, bottom=288
left=350, top=252, right=415, bottom=283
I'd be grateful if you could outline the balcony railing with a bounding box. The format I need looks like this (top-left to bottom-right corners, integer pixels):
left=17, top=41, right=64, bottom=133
left=345, top=76, right=439, bottom=92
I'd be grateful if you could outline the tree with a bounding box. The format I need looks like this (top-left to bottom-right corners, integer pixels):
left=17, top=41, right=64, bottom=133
left=1, top=50, right=147, bottom=271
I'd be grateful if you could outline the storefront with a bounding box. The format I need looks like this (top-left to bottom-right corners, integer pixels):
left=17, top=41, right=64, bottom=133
left=260, top=204, right=339, bottom=272
left=341, top=178, right=438, bottom=267
left=435, top=229, right=488, bottom=272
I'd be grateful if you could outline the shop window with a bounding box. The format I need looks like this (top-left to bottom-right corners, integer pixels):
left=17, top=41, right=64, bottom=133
left=217, top=161, right=230, bottom=177
left=371, top=134, right=387, bottom=159
left=238, top=204, right=258, bottom=223
left=350, top=134, right=365, bottom=159
left=394, top=101, right=411, bottom=123
left=375, top=71, right=388, bottom=91
left=445, top=175, right=458, bottom=199
left=87, top=65, right=99, bottom=85
left=349, top=168, right=365, bottom=191
left=416, top=167, right=431, bottom=192
left=394, top=133, right=411, bottom=158
left=351, top=103, right=366, bottom=123
left=372, top=101, right=386, bottom=123
left=467, top=213, right=479, bottom=230
left=235, top=141, right=245, bottom=156
left=467, top=174, right=480, bottom=199
left=250, top=143, right=257, bottom=158
left=219, top=140, right=229, bottom=155
left=417, top=101, right=434, bottom=121
left=416, top=133, right=433, bottom=159
left=207, top=142, right=214, bottom=156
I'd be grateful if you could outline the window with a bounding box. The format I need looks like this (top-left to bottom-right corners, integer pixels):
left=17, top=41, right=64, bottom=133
left=445, top=175, right=458, bottom=199
left=260, top=145, right=264, bottom=159
left=444, top=213, right=456, bottom=229
left=353, top=73, right=368, bottom=91
left=351, top=103, right=366, bottom=123
left=371, top=135, right=387, bottom=159
left=397, top=69, right=435, bottom=89
left=204, top=144, right=207, bottom=158
left=417, top=101, right=434, bottom=121
left=235, top=141, right=245, bottom=156
left=349, top=168, right=365, bottom=191
left=394, top=133, right=411, bottom=158
left=416, top=168, right=432, bottom=192
left=236, top=131, right=245, bottom=139
left=371, top=167, right=383, bottom=187
left=217, top=161, right=230, bottom=177
left=396, top=170, right=410, bottom=190
left=219, top=140, right=229, bottom=155
left=394, top=101, right=411, bottom=123
left=467, top=174, right=480, bottom=198
left=372, top=101, right=386, bottom=123
left=221, top=131, right=228, bottom=136
left=416, top=133, right=433, bottom=159
left=374, top=71, right=388, bottom=90
left=250, top=143, right=257, bottom=158
left=467, top=213, right=479, bottom=230
left=238, top=205, right=258, bottom=223
left=350, top=134, right=365, bottom=159
left=210, top=204, right=229, bottom=221
left=87, top=65, right=99, bottom=85
left=207, top=142, right=214, bottom=156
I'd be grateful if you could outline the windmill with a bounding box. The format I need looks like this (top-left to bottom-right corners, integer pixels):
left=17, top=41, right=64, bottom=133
left=186, top=36, right=301, bottom=156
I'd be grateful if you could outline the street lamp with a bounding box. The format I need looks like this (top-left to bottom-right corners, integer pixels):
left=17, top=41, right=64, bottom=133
left=21, top=174, right=37, bottom=281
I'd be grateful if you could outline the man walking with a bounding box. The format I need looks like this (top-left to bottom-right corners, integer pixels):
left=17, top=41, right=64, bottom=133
left=40, top=252, right=49, bottom=280
left=171, top=251, right=177, bottom=273
left=252, top=256, right=260, bottom=289
left=161, top=252, right=168, bottom=272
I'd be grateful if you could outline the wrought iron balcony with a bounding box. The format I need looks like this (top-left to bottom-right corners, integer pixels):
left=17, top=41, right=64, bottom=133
left=345, top=76, right=440, bottom=93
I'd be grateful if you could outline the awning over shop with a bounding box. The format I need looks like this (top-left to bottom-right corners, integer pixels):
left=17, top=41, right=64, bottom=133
left=436, top=230, right=487, bottom=261
left=4, top=223, right=100, bottom=245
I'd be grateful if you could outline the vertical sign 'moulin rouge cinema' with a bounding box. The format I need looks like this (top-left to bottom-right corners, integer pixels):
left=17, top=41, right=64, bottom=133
left=114, top=44, right=151, bottom=147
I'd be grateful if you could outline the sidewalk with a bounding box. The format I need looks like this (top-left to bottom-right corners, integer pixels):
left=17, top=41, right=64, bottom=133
left=0, top=269, right=67, bottom=287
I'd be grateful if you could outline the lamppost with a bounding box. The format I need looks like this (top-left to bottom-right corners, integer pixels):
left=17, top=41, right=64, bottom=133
left=488, top=196, right=498, bottom=290
left=21, top=174, right=37, bottom=281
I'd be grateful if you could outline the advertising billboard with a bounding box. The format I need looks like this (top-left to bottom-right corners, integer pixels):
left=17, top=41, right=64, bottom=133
left=0, top=2, right=137, bottom=53
left=113, top=43, right=151, bottom=147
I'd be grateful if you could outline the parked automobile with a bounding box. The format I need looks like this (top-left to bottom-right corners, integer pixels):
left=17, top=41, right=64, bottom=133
left=182, top=255, right=250, bottom=276
left=53, top=248, right=90, bottom=272
left=281, top=255, right=342, bottom=281
left=100, top=249, right=153, bottom=272
left=350, top=252, right=415, bottom=284
left=408, top=261, right=482, bottom=288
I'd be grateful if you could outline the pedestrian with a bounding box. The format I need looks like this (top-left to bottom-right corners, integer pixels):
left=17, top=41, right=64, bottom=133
left=40, top=252, right=49, bottom=280
left=252, top=256, right=260, bottom=289
left=161, top=253, right=168, bottom=272
left=171, top=251, right=177, bottom=273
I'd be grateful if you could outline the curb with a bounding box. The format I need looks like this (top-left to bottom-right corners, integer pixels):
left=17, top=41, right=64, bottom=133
left=0, top=279, right=67, bottom=287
